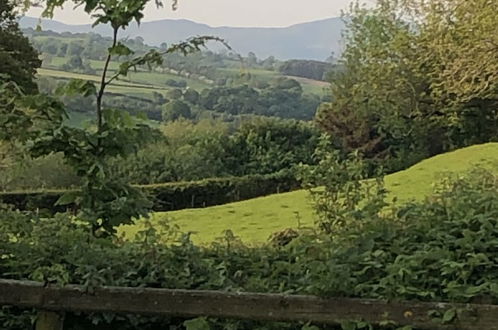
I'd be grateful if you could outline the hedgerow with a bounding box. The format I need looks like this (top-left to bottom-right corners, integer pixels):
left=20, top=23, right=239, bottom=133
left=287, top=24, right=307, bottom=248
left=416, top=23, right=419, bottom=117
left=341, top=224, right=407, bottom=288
left=0, top=171, right=299, bottom=213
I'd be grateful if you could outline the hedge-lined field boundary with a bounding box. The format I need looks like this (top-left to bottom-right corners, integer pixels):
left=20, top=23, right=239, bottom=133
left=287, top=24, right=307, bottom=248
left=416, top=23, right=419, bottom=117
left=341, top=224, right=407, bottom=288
left=0, top=172, right=300, bottom=213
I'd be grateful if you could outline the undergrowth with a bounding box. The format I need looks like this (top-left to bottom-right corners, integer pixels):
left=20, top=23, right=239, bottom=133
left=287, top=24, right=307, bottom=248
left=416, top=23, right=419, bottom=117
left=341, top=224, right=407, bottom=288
left=2, top=169, right=498, bottom=329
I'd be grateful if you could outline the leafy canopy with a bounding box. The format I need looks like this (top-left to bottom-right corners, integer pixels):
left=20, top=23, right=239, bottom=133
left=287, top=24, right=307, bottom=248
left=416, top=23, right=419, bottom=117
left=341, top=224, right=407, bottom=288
left=0, top=0, right=41, bottom=93
left=318, top=0, right=498, bottom=171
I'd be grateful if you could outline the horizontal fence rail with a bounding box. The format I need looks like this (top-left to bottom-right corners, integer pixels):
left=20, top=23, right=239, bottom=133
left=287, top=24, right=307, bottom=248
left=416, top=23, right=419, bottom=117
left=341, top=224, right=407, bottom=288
left=1, top=279, right=498, bottom=329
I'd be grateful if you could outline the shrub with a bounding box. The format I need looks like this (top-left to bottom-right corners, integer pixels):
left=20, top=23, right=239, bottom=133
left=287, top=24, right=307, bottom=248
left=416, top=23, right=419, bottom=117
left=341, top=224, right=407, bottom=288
left=299, top=135, right=386, bottom=233
left=306, top=168, right=498, bottom=303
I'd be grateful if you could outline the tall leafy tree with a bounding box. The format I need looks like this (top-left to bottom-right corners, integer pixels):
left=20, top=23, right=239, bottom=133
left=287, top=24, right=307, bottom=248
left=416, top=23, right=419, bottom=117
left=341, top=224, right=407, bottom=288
left=0, top=0, right=41, bottom=93
left=318, top=0, right=498, bottom=170
left=1, top=0, right=223, bottom=235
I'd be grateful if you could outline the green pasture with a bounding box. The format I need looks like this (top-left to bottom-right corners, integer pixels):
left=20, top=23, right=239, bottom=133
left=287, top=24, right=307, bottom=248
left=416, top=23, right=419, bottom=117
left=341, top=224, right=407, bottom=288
left=121, top=143, right=498, bottom=244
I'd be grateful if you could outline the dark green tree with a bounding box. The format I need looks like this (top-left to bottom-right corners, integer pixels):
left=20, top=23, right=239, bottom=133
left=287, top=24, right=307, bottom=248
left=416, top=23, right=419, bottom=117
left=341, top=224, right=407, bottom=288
left=0, top=0, right=41, bottom=93
left=166, top=88, right=183, bottom=100
left=317, top=0, right=498, bottom=171
left=183, top=88, right=200, bottom=105
left=162, top=100, right=192, bottom=121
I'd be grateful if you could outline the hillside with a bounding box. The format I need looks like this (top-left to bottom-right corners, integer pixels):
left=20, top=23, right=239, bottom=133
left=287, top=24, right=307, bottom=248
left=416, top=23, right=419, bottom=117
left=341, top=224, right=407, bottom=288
left=19, top=16, right=345, bottom=60
left=121, top=143, right=498, bottom=244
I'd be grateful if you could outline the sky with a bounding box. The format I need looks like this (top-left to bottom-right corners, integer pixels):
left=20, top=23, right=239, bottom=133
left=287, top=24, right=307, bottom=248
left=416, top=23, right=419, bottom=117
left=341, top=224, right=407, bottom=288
left=26, top=0, right=374, bottom=27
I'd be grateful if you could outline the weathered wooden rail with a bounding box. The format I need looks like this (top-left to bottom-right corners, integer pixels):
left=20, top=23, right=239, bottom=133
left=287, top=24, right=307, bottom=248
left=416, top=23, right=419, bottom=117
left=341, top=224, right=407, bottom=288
left=1, top=279, right=498, bottom=329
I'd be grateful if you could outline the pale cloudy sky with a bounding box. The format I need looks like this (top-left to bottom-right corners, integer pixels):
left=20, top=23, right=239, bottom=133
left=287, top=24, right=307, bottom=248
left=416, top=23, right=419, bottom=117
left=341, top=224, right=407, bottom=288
left=26, top=0, right=374, bottom=27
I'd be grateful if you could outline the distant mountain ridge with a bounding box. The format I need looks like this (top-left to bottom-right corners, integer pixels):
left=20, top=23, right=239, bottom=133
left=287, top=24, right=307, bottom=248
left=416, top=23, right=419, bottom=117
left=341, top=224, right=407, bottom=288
left=19, top=16, right=345, bottom=61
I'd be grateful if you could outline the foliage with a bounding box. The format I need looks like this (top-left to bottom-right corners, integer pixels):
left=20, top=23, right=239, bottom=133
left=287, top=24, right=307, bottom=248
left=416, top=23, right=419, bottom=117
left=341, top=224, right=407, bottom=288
left=0, top=0, right=41, bottom=93
left=0, top=171, right=300, bottom=213
left=162, top=99, right=192, bottom=121
left=317, top=2, right=431, bottom=171
left=62, top=54, right=96, bottom=74
left=165, top=78, right=187, bottom=88
left=0, top=116, right=319, bottom=191
left=226, top=117, right=320, bottom=176
left=0, top=152, right=79, bottom=191
left=318, top=0, right=498, bottom=172
left=106, top=118, right=320, bottom=184
left=405, top=0, right=498, bottom=104
left=199, top=78, right=321, bottom=120
left=278, top=60, right=334, bottom=81
left=299, top=135, right=387, bottom=233
left=4, top=169, right=498, bottom=328
left=3, top=0, right=227, bottom=236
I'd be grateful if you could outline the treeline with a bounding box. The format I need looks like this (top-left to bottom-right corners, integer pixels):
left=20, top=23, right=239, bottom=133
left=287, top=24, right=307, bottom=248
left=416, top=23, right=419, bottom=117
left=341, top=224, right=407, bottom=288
left=278, top=59, right=335, bottom=81
left=193, top=77, right=321, bottom=120
left=38, top=75, right=322, bottom=121
left=24, top=28, right=152, bottom=60
left=25, top=29, right=279, bottom=75
left=0, top=117, right=319, bottom=191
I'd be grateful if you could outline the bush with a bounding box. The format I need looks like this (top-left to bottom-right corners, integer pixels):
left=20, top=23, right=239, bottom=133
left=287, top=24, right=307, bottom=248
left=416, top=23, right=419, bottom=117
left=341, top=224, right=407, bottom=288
left=307, top=168, right=498, bottom=303
left=162, top=100, right=192, bottom=121
left=0, top=153, right=80, bottom=192
left=165, top=79, right=187, bottom=88
left=278, top=59, right=333, bottom=81
left=0, top=172, right=300, bottom=213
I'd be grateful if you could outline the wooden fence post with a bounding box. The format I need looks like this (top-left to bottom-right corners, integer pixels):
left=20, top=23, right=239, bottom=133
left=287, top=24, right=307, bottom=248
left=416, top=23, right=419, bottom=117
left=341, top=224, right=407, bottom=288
left=35, top=311, right=64, bottom=330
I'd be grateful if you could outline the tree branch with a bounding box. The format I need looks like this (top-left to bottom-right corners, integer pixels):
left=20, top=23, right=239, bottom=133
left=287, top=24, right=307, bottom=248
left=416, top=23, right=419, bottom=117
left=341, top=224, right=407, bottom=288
left=96, top=26, right=118, bottom=132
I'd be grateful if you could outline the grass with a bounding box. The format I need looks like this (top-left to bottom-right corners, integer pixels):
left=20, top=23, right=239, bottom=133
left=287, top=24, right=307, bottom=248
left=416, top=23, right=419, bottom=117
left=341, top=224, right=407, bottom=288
left=42, top=57, right=326, bottom=97
left=121, top=143, right=498, bottom=245
left=287, top=76, right=329, bottom=95
left=213, top=67, right=327, bottom=96
left=37, top=68, right=170, bottom=96
left=43, top=57, right=210, bottom=91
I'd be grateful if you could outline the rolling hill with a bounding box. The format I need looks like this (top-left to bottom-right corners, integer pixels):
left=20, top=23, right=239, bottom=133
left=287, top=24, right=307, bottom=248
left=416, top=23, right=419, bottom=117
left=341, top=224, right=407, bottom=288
left=121, top=143, right=498, bottom=244
left=20, top=16, right=345, bottom=61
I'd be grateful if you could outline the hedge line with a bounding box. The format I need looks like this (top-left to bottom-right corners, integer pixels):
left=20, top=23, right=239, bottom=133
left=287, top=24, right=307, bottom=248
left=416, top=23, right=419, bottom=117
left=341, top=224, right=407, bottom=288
left=0, top=172, right=300, bottom=213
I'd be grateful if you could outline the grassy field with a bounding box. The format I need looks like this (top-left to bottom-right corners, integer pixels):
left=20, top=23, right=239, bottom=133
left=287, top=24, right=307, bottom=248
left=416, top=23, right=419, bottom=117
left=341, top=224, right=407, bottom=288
left=219, top=67, right=327, bottom=95
left=37, top=68, right=172, bottom=96
left=41, top=56, right=327, bottom=97
left=288, top=76, right=329, bottom=95
left=121, top=143, right=498, bottom=244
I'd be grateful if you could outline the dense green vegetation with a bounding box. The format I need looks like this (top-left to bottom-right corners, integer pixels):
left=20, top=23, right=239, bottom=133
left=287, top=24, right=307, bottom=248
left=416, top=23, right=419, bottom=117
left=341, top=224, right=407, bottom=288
left=278, top=59, right=334, bottom=81
left=3, top=0, right=498, bottom=329
left=0, top=171, right=299, bottom=215
left=0, top=1, right=40, bottom=93
left=26, top=28, right=328, bottom=122
left=0, top=118, right=319, bottom=190
left=317, top=0, right=498, bottom=172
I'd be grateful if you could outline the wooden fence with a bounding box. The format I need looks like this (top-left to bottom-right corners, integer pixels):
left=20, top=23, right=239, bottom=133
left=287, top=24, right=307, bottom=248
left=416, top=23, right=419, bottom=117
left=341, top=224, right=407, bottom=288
left=1, top=279, right=498, bottom=330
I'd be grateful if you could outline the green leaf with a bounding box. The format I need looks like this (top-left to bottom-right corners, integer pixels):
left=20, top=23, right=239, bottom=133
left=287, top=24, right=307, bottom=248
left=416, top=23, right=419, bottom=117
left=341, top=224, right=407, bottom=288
left=442, top=308, right=457, bottom=324
left=109, top=42, right=134, bottom=57
left=183, top=317, right=211, bottom=330
left=56, top=79, right=96, bottom=97
left=55, top=191, right=79, bottom=206
left=341, top=321, right=357, bottom=330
